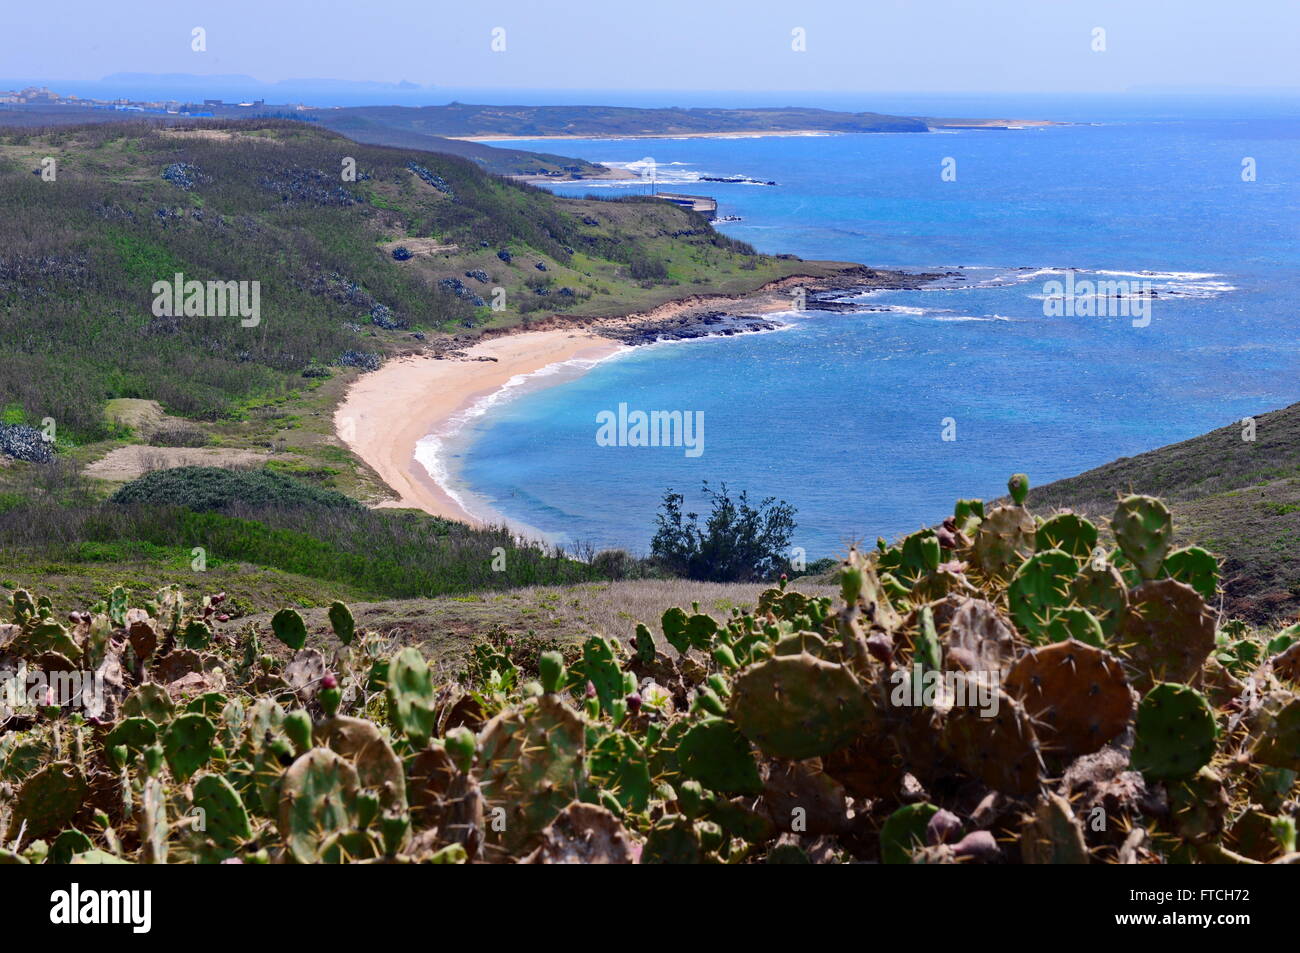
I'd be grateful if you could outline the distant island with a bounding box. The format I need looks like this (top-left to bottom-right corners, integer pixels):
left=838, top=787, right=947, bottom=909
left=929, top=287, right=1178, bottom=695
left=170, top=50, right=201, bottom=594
left=305, top=102, right=1055, bottom=141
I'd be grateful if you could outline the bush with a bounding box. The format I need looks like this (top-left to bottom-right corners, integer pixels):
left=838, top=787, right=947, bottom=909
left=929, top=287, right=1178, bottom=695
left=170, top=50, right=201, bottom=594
left=108, top=466, right=362, bottom=512
left=650, top=482, right=797, bottom=583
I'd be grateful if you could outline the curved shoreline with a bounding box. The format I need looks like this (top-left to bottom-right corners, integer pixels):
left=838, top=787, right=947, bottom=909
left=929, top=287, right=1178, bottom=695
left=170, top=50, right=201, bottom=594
left=334, top=271, right=939, bottom=529
left=335, top=330, right=622, bottom=525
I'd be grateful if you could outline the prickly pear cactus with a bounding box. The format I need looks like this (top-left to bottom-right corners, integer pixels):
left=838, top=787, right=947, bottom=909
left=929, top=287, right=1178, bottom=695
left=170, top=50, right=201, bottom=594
left=328, top=601, right=356, bottom=645
left=1119, top=579, right=1215, bottom=691
left=1035, top=512, right=1098, bottom=561
left=192, top=773, right=252, bottom=848
left=1003, top=639, right=1132, bottom=758
left=477, top=695, right=586, bottom=853
left=1111, top=495, right=1173, bottom=581
left=1020, top=792, right=1089, bottom=864
left=972, top=504, right=1035, bottom=579
left=386, top=647, right=436, bottom=743
left=676, top=716, right=762, bottom=794
left=270, top=607, right=308, bottom=650
left=1068, top=561, right=1128, bottom=639
left=162, top=713, right=216, bottom=781
left=278, top=748, right=360, bottom=864
left=1008, top=549, right=1078, bottom=643
left=1130, top=683, right=1218, bottom=781
left=4, top=760, right=89, bottom=841
left=731, top=653, right=871, bottom=760
left=942, top=685, right=1043, bottom=796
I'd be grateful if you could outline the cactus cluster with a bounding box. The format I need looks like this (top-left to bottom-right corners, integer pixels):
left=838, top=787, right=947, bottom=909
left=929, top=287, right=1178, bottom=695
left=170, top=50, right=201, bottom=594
left=0, top=477, right=1298, bottom=864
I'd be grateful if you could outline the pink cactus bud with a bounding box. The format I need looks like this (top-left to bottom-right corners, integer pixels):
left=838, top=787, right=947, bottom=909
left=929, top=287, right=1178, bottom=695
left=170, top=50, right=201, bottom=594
left=866, top=633, right=894, bottom=664
left=953, top=830, right=1000, bottom=863
left=935, top=526, right=957, bottom=549
left=321, top=672, right=338, bottom=690
left=585, top=681, right=597, bottom=699
left=625, top=693, right=643, bottom=713
left=926, top=808, right=962, bottom=845
left=217, top=613, right=230, bottom=622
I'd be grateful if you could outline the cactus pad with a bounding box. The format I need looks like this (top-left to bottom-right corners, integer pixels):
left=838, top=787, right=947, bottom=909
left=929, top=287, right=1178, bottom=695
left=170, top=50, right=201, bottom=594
left=730, top=652, right=871, bottom=760
left=676, top=716, right=762, bottom=794
left=1035, top=512, right=1098, bottom=561
left=1003, top=640, right=1132, bottom=757
left=386, top=646, right=436, bottom=743
left=270, top=607, right=307, bottom=650
left=278, top=748, right=360, bottom=864
left=880, top=802, right=940, bottom=864
left=192, top=773, right=252, bottom=848
left=1111, top=495, right=1173, bottom=581
left=1161, top=546, right=1219, bottom=602
left=1130, top=683, right=1217, bottom=780
left=1118, top=579, right=1215, bottom=691
left=972, top=505, right=1035, bottom=579
left=1008, top=549, right=1079, bottom=642
left=942, top=686, right=1043, bottom=795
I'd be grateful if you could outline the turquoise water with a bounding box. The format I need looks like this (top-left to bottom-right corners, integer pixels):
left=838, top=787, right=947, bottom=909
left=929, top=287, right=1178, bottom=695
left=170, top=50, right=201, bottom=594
left=435, top=97, right=1300, bottom=558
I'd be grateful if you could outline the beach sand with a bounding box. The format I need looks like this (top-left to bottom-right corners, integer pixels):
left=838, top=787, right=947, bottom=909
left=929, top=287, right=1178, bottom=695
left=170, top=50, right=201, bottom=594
left=335, top=329, right=622, bottom=525
left=334, top=271, right=917, bottom=529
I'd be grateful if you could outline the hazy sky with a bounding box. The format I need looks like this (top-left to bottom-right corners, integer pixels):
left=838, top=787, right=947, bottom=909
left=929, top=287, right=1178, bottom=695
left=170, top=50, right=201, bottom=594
left=5, top=0, right=1298, bottom=94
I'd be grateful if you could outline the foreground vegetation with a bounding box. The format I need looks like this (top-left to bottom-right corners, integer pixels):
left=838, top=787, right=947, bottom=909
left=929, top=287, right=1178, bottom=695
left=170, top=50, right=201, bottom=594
left=1, top=477, right=1296, bottom=864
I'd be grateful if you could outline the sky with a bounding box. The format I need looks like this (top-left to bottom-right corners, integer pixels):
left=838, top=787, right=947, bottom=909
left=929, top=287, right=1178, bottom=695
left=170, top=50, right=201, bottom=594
left=3, top=0, right=1298, bottom=96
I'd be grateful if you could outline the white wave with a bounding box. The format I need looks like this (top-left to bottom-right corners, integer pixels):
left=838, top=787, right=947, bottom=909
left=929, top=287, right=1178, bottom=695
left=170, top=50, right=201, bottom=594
left=413, top=348, right=631, bottom=523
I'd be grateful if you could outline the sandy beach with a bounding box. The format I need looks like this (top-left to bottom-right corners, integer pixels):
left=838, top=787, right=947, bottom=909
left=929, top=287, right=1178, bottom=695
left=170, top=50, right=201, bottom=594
left=334, top=270, right=933, bottom=528
left=335, top=329, right=622, bottom=525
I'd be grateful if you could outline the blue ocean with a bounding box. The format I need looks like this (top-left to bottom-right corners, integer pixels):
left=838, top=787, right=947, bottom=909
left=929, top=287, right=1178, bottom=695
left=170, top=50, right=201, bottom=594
left=433, top=95, right=1300, bottom=559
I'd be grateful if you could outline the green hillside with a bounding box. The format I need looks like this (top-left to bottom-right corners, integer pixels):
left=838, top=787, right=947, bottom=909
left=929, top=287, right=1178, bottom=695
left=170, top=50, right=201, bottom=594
left=0, top=118, right=832, bottom=443
left=1029, top=401, right=1300, bottom=622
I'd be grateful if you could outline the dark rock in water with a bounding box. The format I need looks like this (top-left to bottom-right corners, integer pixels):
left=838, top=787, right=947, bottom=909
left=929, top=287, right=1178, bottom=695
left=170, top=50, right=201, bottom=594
left=497, top=249, right=513, bottom=263
left=0, top=423, right=54, bottom=463
left=465, top=269, right=490, bottom=283
left=391, top=246, right=413, bottom=261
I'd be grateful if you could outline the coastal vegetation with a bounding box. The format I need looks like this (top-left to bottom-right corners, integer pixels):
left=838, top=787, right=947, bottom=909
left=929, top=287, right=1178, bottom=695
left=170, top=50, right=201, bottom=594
left=1, top=478, right=1296, bottom=864
left=650, top=483, right=798, bottom=583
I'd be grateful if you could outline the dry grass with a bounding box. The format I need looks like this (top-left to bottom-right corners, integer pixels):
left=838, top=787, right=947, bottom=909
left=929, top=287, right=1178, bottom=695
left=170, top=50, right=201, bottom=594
left=219, top=577, right=838, bottom=666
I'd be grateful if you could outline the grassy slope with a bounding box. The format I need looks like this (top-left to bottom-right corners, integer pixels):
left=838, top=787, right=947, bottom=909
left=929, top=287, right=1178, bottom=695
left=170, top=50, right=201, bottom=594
left=217, top=578, right=838, bottom=666
left=1030, top=401, right=1300, bottom=622
left=0, top=106, right=613, bottom=177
